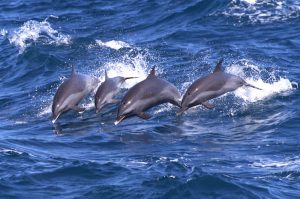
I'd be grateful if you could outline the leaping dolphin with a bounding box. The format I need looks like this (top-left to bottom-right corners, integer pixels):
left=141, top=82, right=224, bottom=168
left=52, top=66, right=99, bottom=123
left=115, top=66, right=181, bottom=125
left=94, top=70, right=136, bottom=113
left=177, top=59, right=261, bottom=115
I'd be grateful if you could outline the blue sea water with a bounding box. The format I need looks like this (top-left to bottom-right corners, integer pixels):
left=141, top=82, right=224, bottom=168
left=0, top=0, right=300, bottom=198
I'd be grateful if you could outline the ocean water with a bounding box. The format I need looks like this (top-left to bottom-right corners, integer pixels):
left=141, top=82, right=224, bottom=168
left=0, top=0, right=299, bottom=198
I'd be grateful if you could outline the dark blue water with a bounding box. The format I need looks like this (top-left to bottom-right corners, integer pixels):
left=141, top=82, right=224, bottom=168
left=0, top=0, right=300, bottom=198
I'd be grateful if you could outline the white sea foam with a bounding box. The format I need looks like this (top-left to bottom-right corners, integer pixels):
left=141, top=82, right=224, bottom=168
left=251, top=156, right=300, bottom=169
left=95, top=50, right=149, bottom=88
left=14, top=120, right=28, bottom=125
left=154, top=104, right=174, bottom=114
left=7, top=19, right=71, bottom=53
left=80, top=49, right=150, bottom=110
left=0, top=148, right=24, bottom=155
left=38, top=103, right=52, bottom=117
left=96, top=39, right=131, bottom=50
left=0, top=29, right=8, bottom=37
left=226, top=61, right=295, bottom=102
left=242, top=0, right=257, bottom=4
left=220, top=0, right=300, bottom=24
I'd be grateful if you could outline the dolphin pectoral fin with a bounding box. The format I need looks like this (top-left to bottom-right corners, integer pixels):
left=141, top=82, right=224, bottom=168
left=137, top=112, right=152, bottom=120
left=244, top=83, right=262, bottom=90
left=202, top=101, right=214, bottom=109
left=71, top=106, right=86, bottom=113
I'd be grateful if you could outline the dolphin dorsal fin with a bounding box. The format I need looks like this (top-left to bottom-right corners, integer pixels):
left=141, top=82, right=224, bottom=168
left=213, top=58, right=224, bottom=73
left=105, top=70, right=108, bottom=80
left=147, top=66, right=156, bottom=79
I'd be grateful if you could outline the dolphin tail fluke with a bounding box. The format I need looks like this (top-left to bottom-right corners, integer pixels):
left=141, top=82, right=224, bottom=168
left=244, top=82, right=262, bottom=90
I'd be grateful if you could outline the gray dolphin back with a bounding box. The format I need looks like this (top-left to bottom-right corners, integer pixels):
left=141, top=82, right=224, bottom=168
left=115, top=66, right=181, bottom=124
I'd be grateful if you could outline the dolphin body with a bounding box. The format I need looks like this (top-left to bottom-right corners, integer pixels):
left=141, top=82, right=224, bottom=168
left=52, top=66, right=99, bottom=123
left=94, top=71, right=136, bottom=113
left=115, top=67, right=181, bottom=125
left=177, top=59, right=261, bottom=115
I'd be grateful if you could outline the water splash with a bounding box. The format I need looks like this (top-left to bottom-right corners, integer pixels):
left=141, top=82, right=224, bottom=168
left=7, top=19, right=71, bottom=53
left=95, top=49, right=149, bottom=88
left=80, top=48, right=151, bottom=111
left=226, top=60, right=296, bottom=102
left=96, top=39, right=131, bottom=50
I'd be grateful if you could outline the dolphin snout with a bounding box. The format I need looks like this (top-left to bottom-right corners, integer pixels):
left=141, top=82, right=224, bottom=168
left=114, top=115, right=126, bottom=125
left=51, top=113, right=59, bottom=124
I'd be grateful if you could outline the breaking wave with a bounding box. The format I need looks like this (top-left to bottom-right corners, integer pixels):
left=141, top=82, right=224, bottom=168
left=3, top=19, right=71, bottom=53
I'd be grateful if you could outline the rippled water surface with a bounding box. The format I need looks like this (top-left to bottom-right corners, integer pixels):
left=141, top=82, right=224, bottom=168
left=0, top=0, right=299, bottom=198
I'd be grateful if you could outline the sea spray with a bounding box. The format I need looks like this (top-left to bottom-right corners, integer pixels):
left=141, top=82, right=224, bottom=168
left=6, top=19, right=71, bottom=53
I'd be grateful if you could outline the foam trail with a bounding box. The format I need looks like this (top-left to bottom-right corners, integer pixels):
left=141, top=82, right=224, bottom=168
left=226, top=61, right=296, bottom=102
left=96, top=40, right=131, bottom=50
left=8, top=19, right=71, bottom=53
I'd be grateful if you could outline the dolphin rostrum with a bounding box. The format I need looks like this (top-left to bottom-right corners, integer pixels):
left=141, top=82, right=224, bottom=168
left=52, top=66, right=99, bottom=123
left=94, top=70, right=136, bottom=113
left=177, top=59, right=261, bottom=115
left=115, top=66, right=181, bottom=125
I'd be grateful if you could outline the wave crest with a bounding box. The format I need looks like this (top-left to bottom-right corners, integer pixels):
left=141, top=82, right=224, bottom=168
left=7, top=19, right=71, bottom=53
